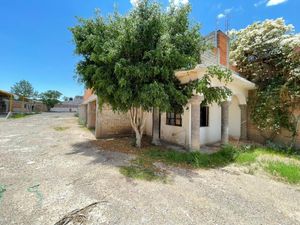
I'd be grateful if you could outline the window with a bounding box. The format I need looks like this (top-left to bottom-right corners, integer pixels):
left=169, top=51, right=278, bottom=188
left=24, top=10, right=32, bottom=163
left=166, top=112, right=182, bottom=126
left=200, top=106, right=209, bottom=127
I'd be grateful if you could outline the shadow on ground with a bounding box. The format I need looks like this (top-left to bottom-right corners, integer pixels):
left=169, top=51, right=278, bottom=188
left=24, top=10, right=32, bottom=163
left=68, top=137, right=201, bottom=182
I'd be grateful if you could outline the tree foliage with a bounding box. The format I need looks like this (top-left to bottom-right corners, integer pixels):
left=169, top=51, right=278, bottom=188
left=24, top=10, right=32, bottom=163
left=10, top=80, right=38, bottom=98
left=230, top=18, right=300, bottom=145
left=39, top=90, right=62, bottom=111
left=194, top=66, right=232, bottom=105
left=71, top=0, right=232, bottom=147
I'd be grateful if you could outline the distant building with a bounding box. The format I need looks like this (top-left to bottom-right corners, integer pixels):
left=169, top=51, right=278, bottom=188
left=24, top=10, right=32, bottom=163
left=0, top=90, right=47, bottom=114
left=51, top=96, right=83, bottom=112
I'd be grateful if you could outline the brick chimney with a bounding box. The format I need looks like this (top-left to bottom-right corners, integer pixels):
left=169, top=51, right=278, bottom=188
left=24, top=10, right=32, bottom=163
left=216, top=30, right=230, bottom=68
left=83, top=89, right=94, bottom=101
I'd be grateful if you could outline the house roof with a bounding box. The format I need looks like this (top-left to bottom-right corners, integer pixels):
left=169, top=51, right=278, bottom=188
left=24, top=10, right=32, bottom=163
left=82, top=94, right=97, bottom=105
left=0, top=90, right=13, bottom=97
left=175, top=65, right=256, bottom=90
left=0, top=90, right=43, bottom=102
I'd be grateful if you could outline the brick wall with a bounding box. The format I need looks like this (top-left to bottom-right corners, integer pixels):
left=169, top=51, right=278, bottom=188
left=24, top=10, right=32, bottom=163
left=217, top=31, right=229, bottom=67
left=97, top=104, right=132, bottom=138
left=200, top=30, right=230, bottom=68
left=84, top=89, right=93, bottom=101
left=200, top=50, right=218, bottom=67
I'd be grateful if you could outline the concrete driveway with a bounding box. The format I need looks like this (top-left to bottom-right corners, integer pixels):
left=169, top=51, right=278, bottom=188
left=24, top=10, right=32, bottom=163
left=0, top=113, right=299, bottom=225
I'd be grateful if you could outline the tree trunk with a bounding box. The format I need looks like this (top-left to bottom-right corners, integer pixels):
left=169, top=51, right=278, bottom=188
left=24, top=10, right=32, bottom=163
left=136, top=132, right=142, bottom=149
left=129, top=107, right=147, bottom=148
left=152, top=107, right=161, bottom=145
left=289, top=114, right=300, bottom=149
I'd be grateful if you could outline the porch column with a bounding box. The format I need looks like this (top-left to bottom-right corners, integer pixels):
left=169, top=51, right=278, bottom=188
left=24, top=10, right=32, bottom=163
left=152, top=107, right=161, bottom=145
left=95, top=97, right=102, bottom=139
left=190, top=95, right=202, bottom=151
left=87, top=101, right=95, bottom=129
left=221, top=101, right=230, bottom=145
left=239, top=104, right=248, bottom=140
left=79, top=104, right=87, bottom=126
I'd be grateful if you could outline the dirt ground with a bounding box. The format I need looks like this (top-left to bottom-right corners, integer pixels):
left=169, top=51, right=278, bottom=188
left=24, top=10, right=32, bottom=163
left=0, top=113, right=300, bottom=225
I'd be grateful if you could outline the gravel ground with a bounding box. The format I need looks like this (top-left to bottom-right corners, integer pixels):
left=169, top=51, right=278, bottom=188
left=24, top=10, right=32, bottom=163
left=0, top=113, right=300, bottom=225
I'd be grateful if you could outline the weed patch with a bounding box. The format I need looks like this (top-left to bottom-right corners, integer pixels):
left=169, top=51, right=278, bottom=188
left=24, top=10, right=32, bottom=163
left=94, top=137, right=300, bottom=185
left=10, top=113, right=30, bottom=119
left=120, top=146, right=238, bottom=182
left=120, top=157, right=167, bottom=182
left=235, top=151, right=259, bottom=165
left=265, top=161, right=300, bottom=184
left=144, top=145, right=237, bottom=169
left=0, top=184, right=7, bottom=204
left=54, top=126, right=69, bottom=131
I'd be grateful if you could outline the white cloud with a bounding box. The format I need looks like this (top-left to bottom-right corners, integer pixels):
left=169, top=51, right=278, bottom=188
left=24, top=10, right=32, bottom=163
left=224, top=8, right=232, bottom=14
left=217, top=13, right=225, bottom=19
left=254, top=0, right=267, bottom=7
left=169, top=0, right=189, bottom=7
left=254, top=0, right=287, bottom=7
left=266, top=0, right=288, bottom=6
left=217, top=8, right=232, bottom=19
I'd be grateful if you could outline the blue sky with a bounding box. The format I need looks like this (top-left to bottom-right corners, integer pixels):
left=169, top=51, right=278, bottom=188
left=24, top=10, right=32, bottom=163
left=0, top=0, right=299, bottom=98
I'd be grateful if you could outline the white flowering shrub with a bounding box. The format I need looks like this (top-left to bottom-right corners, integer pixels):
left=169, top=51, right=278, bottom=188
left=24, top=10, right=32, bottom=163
left=230, top=18, right=300, bottom=147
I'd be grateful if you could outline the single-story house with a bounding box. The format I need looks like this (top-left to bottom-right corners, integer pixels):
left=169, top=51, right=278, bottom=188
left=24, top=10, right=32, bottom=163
left=78, top=30, right=256, bottom=150
left=0, top=90, right=47, bottom=114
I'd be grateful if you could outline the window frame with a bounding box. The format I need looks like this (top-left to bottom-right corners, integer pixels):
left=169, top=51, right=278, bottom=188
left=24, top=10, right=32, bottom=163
left=166, top=112, right=182, bottom=127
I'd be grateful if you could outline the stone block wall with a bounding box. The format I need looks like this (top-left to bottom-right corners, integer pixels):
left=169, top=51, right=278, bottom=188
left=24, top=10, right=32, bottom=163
left=200, top=50, right=218, bottom=67
left=96, top=104, right=132, bottom=138
left=248, top=108, right=300, bottom=149
left=200, top=30, right=230, bottom=68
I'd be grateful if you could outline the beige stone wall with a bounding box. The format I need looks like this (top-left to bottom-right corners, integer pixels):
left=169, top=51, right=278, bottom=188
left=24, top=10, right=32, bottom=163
left=78, top=104, right=87, bottom=125
left=248, top=109, right=300, bottom=149
left=95, top=104, right=132, bottom=138
left=33, top=103, right=47, bottom=112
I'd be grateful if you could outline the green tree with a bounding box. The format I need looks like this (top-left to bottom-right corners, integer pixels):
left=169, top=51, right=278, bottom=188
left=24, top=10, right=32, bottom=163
left=40, top=90, right=62, bottom=111
left=71, top=0, right=232, bottom=148
left=10, top=80, right=37, bottom=98
left=230, top=18, right=300, bottom=147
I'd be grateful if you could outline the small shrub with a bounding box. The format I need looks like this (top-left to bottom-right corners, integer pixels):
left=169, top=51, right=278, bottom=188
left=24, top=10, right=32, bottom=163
left=266, top=140, right=299, bottom=155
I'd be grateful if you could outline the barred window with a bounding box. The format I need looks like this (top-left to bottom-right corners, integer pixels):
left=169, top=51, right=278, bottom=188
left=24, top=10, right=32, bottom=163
left=166, top=112, right=182, bottom=126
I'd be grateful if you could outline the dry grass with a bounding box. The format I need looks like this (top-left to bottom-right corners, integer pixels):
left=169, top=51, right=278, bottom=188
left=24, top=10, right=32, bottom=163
left=90, top=136, right=153, bottom=155
left=89, top=137, right=300, bottom=185
left=54, top=126, right=70, bottom=131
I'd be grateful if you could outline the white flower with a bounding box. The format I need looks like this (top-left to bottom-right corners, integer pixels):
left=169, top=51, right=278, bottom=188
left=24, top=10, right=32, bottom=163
left=130, top=0, right=140, bottom=7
